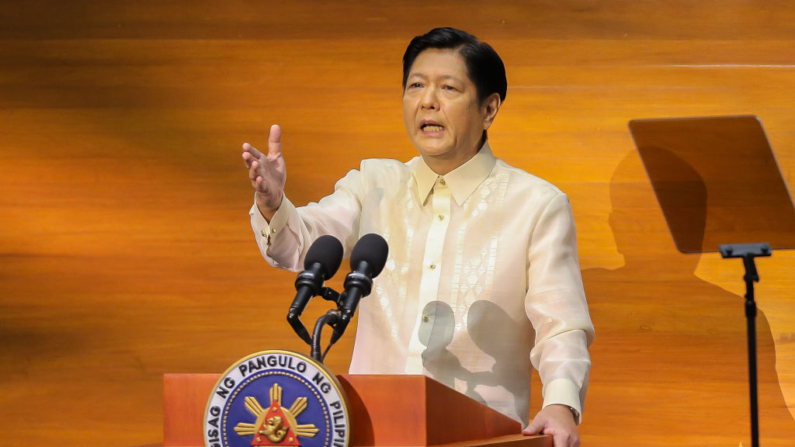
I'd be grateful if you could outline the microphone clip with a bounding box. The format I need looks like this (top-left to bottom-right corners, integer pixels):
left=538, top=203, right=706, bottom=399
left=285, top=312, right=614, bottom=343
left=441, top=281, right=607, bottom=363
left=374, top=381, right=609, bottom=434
left=319, top=287, right=343, bottom=306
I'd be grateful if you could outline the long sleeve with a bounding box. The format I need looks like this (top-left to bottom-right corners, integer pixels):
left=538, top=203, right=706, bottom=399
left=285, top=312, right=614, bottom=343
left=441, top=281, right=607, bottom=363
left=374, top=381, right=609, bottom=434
left=525, top=193, right=594, bottom=424
left=249, top=166, right=366, bottom=271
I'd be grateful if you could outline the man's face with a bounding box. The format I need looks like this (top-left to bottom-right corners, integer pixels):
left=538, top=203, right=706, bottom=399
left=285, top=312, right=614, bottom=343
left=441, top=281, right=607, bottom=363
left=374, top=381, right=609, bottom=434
left=402, top=48, right=495, bottom=174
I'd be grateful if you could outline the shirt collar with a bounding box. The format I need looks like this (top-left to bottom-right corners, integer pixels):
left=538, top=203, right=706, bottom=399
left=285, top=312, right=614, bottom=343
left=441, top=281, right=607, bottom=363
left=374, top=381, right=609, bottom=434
left=413, top=141, right=497, bottom=206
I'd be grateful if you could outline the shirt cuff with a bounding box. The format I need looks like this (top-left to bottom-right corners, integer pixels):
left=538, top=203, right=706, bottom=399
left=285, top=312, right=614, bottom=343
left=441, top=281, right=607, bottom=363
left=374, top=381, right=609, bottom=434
left=249, top=194, right=295, bottom=248
left=542, top=378, right=583, bottom=425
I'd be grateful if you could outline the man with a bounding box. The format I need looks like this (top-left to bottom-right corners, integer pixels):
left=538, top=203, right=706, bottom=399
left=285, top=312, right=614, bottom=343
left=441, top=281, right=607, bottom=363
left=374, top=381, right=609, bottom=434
left=242, top=28, right=593, bottom=447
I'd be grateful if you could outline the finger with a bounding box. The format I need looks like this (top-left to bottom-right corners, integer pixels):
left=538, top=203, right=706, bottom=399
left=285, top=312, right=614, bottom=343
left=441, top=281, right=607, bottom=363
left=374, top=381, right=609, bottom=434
left=268, top=124, right=282, bottom=158
left=522, top=419, right=544, bottom=436
left=242, top=151, right=253, bottom=169
left=249, top=160, right=261, bottom=183
left=243, top=142, right=264, bottom=159
left=551, top=431, right=572, bottom=447
left=255, top=176, right=267, bottom=193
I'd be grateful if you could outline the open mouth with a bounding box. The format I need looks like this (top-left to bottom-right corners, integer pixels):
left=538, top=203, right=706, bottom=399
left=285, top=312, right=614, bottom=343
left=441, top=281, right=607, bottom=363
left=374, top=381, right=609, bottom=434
left=421, top=123, right=444, bottom=133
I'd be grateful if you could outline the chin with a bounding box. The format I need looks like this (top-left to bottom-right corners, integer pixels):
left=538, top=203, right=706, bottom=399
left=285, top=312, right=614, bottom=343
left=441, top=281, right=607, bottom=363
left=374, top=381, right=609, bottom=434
left=418, top=146, right=451, bottom=159
left=416, top=139, right=450, bottom=154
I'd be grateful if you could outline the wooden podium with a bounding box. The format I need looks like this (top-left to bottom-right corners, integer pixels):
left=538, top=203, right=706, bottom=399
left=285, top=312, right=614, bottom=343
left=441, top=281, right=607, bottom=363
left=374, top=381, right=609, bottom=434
left=163, top=374, right=551, bottom=447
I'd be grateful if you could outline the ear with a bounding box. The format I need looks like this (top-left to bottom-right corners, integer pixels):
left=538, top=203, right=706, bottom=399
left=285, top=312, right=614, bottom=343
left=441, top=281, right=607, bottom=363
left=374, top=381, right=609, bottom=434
left=481, top=93, right=502, bottom=130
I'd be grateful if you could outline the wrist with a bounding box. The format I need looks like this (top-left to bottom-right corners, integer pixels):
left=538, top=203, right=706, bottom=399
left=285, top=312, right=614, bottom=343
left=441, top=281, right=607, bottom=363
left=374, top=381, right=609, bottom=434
left=566, top=405, right=579, bottom=423
left=256, top=191, right=283, bottom=221
left=547, top=404, right=579, bottom=424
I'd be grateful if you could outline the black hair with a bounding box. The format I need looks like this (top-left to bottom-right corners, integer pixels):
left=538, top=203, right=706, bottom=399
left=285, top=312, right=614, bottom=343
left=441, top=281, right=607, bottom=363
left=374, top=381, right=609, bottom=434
left=402, top=27, right=507, bottom=105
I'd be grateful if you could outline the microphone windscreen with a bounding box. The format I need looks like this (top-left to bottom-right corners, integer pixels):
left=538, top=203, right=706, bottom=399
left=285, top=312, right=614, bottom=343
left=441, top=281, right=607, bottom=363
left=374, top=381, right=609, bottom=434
left=304, top=235, right=344, bottom=278
left=350, top=233, right=389, bottom=278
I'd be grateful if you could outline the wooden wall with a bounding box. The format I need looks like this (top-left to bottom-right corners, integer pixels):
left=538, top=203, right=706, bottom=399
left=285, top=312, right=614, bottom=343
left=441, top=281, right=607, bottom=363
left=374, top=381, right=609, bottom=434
left=1, top=1, right=793, bottom=446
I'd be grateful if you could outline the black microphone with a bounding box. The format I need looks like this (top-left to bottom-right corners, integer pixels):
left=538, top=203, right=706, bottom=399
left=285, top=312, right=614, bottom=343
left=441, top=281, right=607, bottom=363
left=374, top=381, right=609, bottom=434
left=287, top=235, right=344, bottom=344
left=330, top=233, right=389, bottom=344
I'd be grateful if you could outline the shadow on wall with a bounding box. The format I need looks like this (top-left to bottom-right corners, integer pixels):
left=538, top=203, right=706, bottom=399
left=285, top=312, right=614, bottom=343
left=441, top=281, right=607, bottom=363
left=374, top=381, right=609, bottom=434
left=581, top=150, right=795, bottom=443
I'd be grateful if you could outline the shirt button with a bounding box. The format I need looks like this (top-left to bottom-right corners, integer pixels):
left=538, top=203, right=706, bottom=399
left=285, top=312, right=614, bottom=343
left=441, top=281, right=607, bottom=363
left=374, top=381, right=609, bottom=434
left=429, top=264, right=437, bottom=270
left=423, top=315, right=429, bottom=322
left=271, top=228, right=277, bottom=234
left=439, top=179, right=446, bottom=186
left=261, top=229, right=267, bottom=237
left=438, top=215, right=445, bottom=221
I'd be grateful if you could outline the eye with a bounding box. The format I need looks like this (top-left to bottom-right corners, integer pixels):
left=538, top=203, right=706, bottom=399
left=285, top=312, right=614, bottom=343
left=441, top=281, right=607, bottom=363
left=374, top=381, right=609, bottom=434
left=442, top=85, right=457, bottom=91
left=408, top=82, right=423, bottom=89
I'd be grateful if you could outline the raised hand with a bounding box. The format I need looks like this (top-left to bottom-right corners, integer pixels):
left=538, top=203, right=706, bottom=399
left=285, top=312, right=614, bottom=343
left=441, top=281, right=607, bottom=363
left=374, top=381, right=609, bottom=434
left=242, top=124, right=287, bottom=221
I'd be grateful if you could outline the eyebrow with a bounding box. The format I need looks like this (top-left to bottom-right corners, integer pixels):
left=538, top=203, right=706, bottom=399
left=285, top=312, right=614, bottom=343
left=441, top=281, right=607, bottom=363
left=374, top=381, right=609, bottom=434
left=407, top=72, right=463, bottom=83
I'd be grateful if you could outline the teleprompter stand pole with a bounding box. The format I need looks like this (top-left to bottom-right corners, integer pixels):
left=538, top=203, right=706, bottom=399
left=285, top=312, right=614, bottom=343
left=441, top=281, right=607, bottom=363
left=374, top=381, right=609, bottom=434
left=719, top=242, right=772, bottom=447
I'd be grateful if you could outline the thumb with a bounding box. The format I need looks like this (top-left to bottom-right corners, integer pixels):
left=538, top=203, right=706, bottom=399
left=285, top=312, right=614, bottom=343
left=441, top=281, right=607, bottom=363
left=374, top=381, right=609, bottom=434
left=523, top=417, right=545, bottom=436
left=268, top=124, right=282, bottom=157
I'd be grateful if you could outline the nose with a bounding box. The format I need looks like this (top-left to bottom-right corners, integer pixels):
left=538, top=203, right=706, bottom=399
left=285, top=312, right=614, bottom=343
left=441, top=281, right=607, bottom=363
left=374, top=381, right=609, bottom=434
left=420, top=86, right=439, bottom=110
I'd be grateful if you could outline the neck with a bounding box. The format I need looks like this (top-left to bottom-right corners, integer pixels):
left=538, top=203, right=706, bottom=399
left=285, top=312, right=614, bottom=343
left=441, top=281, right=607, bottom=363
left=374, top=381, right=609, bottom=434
left=423, top=138, right=485, bottom=175
left=423, top=154, right=473, bottom=175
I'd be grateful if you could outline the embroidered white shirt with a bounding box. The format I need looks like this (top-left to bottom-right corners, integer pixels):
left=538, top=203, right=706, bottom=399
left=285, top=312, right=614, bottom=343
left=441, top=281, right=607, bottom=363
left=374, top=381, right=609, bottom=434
left=250, top=143, right=594, bottom=425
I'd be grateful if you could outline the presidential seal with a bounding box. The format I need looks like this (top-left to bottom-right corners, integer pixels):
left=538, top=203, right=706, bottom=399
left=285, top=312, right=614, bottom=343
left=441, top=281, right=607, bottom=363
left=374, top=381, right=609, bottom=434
left=204, top=350, right=350, bottom=447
